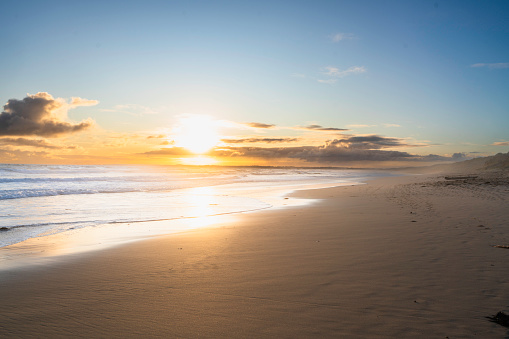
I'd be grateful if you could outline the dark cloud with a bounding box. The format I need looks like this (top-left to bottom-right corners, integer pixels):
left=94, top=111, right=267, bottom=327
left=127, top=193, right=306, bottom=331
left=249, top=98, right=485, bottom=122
left=0, top=137, right=75, bottom=149
left=211, top=141, right=461, bottom=164
left=452, top=152, right=467, bottom=160
left=419, top=153, right=472, bottom=162
left=146, top=134, right=167, bottom=139
left=0, top=92, right=94, bottom=137
left=141, top=147, right=194, bottom=156
left=326, top=135, right=417, bottom=149
left=299, top=124, right=348, bottom=131
left=211, top=145, right=416, bottom=162
left=244, top=122, right=275, bottom=129
left=221, top=138, right=300, bottom=144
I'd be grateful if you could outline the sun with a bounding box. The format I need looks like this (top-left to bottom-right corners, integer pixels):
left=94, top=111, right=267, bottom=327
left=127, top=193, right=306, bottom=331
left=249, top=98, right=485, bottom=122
left=173, top=115, right=220, bottom=154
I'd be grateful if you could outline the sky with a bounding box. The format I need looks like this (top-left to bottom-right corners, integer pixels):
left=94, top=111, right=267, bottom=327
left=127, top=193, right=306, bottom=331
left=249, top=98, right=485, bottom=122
left=1, top=0, right=508, bottom=167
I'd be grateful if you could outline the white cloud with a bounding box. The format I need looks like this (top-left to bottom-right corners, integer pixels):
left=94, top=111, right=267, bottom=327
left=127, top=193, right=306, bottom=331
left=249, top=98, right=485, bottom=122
left=323, top=66, right=367, bottom=78
left=330, top=33, right=356, bottom=42
left=317, top=79, right=337, bottom=84
left=383, top=123, right=401, bottom=128
left=471, top=63, right=509, bottom=69
left=318, top=66, right=366, bottom=84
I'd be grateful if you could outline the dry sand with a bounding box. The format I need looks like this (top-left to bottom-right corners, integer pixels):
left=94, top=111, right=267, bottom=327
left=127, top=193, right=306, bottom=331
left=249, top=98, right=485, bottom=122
left=1, top=172, right=509, bottom=338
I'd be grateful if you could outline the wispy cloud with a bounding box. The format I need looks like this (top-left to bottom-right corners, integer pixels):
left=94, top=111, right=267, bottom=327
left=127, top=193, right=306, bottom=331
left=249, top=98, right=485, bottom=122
left=141, top=147, right=193, bottom=156
left=383, top=123, right=401, bottom=128
left=330, top=33, right=356, bottom=42
left=146, top=134, right=167, bottom=139
left=0, top=137, right=76, bottom=149
left=317, top=79, right=338, bottom=84
left=221, top=138, right=300, bottom=144
left=242, top=122, right=276, bottom=129
left=492, top=141, right=509, bottom=146
left=324, top=66, right=367, bottom=77
left=471, top=63, right=509, bottom=69
left=70, top=97, right=99, bottom=107
left=297, top=124, right=349, bottom=132
left=318, top=66, right=366, bottom=84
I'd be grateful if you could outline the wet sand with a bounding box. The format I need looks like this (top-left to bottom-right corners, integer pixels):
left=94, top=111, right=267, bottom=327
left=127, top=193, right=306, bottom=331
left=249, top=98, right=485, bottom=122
left=1, top=172, right=508, bottom=338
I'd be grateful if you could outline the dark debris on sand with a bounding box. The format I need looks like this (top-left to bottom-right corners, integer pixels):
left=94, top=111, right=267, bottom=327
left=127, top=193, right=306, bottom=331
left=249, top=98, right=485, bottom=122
left=437, top=172, right=509, bottom=187
left=487, top=311, right=509, bottom=328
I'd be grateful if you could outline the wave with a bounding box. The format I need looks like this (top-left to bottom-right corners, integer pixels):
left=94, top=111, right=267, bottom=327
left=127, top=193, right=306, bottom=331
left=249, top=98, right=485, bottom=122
left=0, top=185, right=189, bottom=200
left=0, top=176, right=158, bottom=183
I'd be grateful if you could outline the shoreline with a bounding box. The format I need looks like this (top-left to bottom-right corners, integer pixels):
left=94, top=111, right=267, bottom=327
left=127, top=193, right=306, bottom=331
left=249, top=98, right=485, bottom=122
left=0, top=177, right=374, bottom=270
left=0, top=165, right=382, bottom=251
left=1, top=172, right=508, bottom=337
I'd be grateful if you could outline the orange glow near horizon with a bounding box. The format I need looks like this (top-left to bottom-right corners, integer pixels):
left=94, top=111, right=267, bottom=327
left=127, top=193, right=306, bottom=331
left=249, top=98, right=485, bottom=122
left=179, top=156, right=218, bottom=166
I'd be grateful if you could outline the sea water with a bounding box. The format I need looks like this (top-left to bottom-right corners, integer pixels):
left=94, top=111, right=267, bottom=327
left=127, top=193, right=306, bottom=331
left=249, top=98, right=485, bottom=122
left=0, top=164, right=390, bottom=248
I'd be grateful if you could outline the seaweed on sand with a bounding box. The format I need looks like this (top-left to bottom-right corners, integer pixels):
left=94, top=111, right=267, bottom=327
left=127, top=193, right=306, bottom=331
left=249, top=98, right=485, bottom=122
left=487, top=311, right=509, bottom=328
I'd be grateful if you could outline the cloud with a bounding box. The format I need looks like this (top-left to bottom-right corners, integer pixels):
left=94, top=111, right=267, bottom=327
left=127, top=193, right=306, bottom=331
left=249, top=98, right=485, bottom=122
left=297, top=124, right=349, bottom=132
left=471, top=63, right=509, bottom=69
left=221, top=138, right=300, bottom=144
left=70, top=97, right=99, bottom=107
left=326, top=135, right=418, bottom=149
left=211, top=142, right=457, bottom=164
left=0, top=137, right=75, bottom=149
left=146, top=134, right=167, bottom=139
left=317, top=79, right=338, bottom=84
left=210, top=134, right=432, bottom=164
left=330, top=33, right=356, bottom=42
left=0, top=148, right=50, bottom=161
left=451, top=152, right=467, bottom=160
left=383, top=123, right=401, bottom=128
left=211, top=145, right=416, bottom=163
left=243, top=122, right=276, bottom=129
left=141, top=147, right=193, bottom=156
left=323, top=66, right=367, bottom=78
left=492, top=141, right=509, bottom=146
left=318, top=66, right=366, bottom=84
left=0, top=92, right=94, bottom=137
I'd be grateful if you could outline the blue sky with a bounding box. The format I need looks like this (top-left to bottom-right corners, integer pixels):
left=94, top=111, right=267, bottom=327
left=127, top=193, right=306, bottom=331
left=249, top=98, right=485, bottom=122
left=0, top=0, right=508, bottom=166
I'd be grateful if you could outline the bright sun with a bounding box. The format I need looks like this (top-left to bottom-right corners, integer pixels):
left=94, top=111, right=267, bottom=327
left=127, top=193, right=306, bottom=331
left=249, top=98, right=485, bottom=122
left=173, top=115, right=220, bottom=154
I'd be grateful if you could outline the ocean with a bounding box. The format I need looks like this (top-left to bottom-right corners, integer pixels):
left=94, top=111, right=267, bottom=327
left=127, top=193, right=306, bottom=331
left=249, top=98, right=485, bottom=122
left=0, top=164, right=391, bottom=249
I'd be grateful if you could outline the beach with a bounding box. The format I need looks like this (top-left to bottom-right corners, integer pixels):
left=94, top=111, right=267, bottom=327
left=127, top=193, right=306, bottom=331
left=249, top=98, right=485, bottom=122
left=1, top=172, right=509, bottom=338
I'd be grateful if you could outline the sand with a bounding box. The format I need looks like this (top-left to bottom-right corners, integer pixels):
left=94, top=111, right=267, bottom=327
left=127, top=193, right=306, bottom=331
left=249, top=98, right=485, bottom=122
left=1, top=172, right=509, bottom=338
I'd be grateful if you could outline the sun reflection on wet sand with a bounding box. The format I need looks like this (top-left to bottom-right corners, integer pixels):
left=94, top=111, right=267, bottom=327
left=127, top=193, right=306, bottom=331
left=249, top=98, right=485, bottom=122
left=0, top=186, right=239, bottom=269
left=0, top=178, right=336, bottom=270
